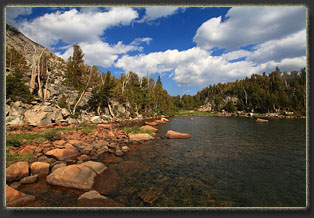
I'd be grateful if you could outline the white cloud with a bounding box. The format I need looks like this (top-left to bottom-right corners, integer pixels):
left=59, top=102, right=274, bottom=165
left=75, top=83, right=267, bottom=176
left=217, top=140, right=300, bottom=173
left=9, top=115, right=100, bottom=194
left=247, top=29, right=306, bottom=64
left=221, top=49, right=252, bottom=61
left=138, top=7, right=181, bottom=23
left=6, top=7, right=32, bottom=26
left=131, top=37, right=152, bottom=46
left=57, top=40, right=140, bottom=67
left=193, top=7, right=306, bottom=50
left=18, top=7, right=142, bottom=68
left=116, top=44, right=306, bottom=87
left=19, top=7, right=138, bottom=47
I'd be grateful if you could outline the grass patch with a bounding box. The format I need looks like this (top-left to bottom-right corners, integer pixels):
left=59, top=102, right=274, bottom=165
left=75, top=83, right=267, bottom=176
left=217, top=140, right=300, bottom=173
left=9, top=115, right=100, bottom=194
left=6, top=123, right=97, bottom=148
left=175, top=110, right=218, bottom=117
left=6, top=150, right=34, bottom=167
left=6, top=128, right=62, bottom=147
left=123, top=126, right=153, bottom=135
left=74, top=123, right=98, bottom=133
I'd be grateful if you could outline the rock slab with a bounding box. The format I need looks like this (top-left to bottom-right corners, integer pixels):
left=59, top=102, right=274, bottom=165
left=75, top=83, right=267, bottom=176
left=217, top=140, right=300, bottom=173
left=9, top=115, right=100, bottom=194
left=256, top=118, right=269, bottom=123
left=45, top=148, right=79, bottom=160
left=165, top=130, right=191, bottom=139
left=46, top=161, right=107, bottom=190
left=46, top=164, right=97, bottom=190
left=129, top=133, right=154, bottom=142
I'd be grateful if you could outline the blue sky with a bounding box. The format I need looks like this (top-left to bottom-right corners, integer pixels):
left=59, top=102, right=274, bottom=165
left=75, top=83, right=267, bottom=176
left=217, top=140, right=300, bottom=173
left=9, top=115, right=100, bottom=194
left=6, top=6, right=306, bottom=96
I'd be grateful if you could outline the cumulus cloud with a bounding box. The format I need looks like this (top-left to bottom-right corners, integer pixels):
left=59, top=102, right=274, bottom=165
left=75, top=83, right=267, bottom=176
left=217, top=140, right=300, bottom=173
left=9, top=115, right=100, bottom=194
left=57, top=40, right=141, bottom=67
left=193, top=7, right=306, bottom=50
left=6, top=7, right=32, bottom=26
left=17, top=7, right=142, bottom=67
left=115, top=43, right=306, bottom=87
left=138, top=7, right=181, bottom=23
left=19, top=7, right=138, bottom=47
left=246, top=29, right=306, bottom=64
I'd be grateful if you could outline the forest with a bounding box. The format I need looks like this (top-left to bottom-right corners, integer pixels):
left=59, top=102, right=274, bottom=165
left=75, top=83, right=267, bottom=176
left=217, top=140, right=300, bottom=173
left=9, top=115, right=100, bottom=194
left=6, top=44, right=306, bottom=117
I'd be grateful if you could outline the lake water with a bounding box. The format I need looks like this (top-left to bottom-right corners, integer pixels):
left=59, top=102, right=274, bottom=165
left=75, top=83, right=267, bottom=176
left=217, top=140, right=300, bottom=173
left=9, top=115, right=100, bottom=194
left=19, top=116, right=306, bottom=208
left=113, top=116, right=306, bottom=207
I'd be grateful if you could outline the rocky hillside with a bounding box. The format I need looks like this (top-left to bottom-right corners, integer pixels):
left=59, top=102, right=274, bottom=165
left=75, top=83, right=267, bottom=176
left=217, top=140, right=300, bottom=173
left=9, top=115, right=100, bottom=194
left=5, top=24, right=130, bottom=126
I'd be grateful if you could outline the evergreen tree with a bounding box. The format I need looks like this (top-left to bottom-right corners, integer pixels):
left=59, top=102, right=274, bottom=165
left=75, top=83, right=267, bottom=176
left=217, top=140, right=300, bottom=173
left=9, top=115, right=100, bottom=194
left=6, top=48, right=34, bottom=103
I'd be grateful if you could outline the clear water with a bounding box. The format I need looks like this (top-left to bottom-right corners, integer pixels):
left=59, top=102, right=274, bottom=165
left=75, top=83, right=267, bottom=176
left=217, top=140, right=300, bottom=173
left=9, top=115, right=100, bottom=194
left=113, top=116, right=306, bottom=207
left=20, top=116, right=306, bottom=207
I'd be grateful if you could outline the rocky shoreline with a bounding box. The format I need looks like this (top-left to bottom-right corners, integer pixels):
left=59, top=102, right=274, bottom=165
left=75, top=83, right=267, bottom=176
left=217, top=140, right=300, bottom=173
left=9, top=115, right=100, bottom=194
left=6, top=116, right=190, bottom=207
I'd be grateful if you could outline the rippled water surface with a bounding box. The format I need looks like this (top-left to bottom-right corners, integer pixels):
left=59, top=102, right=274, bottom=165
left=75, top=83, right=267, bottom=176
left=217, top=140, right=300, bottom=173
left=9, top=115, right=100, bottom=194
left=20, top=116, right=306, bottom=207
left=114, top=116, right=306, bottom=207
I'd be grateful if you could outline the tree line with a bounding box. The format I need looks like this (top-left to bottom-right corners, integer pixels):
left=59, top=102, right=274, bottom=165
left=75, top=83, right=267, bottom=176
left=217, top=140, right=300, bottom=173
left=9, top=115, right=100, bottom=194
left=173, top=66, right=306, bottom=116
left=6, top=44, right=306, bottom=117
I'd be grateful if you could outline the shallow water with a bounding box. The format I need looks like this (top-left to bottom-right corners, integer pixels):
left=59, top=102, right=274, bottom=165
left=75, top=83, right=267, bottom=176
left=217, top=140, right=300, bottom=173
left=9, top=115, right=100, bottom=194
left=114, top=116, right=306, bottom=207
left=20, top=116, right=306, bottom=207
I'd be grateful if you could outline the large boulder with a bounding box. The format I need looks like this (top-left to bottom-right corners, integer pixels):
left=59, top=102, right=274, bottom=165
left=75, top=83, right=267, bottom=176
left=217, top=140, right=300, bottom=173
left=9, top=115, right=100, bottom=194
left=6, top=162, right=29, bottom=182
left=77, top=190, right=124, bottom=207
left=46, top=164, right=97, bottom=190
left=128, top=133, right=154, bottom=142
left=30, top=162, right=50, bottom=176
left=45, top=149, right=79, bottom=161
left=165, top=130, right=191, bottom=139
left=24, top=105, right=63, bottom=126
left=46, top=161, right=107, bottom=190
left=6, top=185, right=35, bottom=207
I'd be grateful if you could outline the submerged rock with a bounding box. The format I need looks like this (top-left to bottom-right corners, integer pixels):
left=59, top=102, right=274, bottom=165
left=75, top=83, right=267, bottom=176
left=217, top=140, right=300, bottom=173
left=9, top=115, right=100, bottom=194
left=165, top=130, right=191, bottom=139
left=19, top=174, right=39, bottom=184
left=77, top=190, right=124, bottom=207
left=139, top=186, right=163, bottom=204
left=6, top=185, right=35, bottom=207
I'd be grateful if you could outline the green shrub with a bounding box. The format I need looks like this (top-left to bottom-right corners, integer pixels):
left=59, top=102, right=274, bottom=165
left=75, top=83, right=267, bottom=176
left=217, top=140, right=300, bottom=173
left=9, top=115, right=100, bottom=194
left=6, top=136, right=23, bottom=147
left=58, top=94, right=68, bottom=109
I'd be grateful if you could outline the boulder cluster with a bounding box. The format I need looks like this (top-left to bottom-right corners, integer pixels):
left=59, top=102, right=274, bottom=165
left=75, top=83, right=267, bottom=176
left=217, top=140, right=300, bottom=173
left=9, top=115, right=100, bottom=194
left=5, top=116, right=192, bottom=207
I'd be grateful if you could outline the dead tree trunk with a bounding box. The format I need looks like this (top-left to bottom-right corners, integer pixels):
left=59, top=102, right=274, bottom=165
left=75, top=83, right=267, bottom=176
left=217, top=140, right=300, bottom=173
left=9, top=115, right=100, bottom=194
left=72, top=68, right=93, bottom=115
left=108, top=103, right=115, bottom=118
left=97, top=105, right=101, bottom=116
left=43, top=70, right=50, bottom=102
left=243, top=87, right=248, bottom=106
